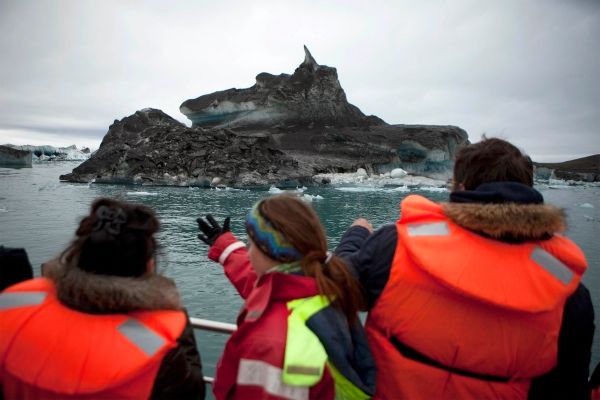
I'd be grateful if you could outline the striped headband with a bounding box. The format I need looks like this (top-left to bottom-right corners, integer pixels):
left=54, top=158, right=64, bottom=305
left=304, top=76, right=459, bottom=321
left=245, top=200, right=302, bottom=263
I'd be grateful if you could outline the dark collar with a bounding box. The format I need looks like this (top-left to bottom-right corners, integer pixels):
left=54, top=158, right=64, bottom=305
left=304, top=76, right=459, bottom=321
left=450, top=182, right=543, bottom=204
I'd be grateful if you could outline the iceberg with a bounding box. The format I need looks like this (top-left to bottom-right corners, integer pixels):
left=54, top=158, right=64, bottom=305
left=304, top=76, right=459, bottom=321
left=390, top=168, right=407, bottom=178
left=5, top=144, right=91, bottom=161
left=314, top=168, right=447, bottom=189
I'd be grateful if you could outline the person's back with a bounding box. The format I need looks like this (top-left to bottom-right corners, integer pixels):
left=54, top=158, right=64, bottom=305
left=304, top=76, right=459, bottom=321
left=337, top=138, right=595, bottom=399
left=0, top=198, right=205, bottom=399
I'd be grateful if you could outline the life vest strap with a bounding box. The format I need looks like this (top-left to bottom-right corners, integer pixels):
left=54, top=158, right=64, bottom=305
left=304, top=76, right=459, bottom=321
left=389, top=336, right=512, bottom=383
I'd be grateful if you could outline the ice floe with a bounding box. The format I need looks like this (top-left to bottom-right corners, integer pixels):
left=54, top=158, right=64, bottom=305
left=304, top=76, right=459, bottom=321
left=302, top=194, right=324, bottom=202
left=126, top=191, right=159, bottom=196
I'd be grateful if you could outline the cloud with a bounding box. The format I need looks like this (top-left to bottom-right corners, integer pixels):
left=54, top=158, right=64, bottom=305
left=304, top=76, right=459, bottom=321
left=0, top=0, right=598, bottom=161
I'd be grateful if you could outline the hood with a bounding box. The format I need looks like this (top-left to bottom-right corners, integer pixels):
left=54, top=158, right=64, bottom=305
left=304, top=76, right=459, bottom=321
left=442, top=202, right=566, bottom=242
left=242, top=271, right=319, bottom=323
left=44, top=260, right=182, bottom=313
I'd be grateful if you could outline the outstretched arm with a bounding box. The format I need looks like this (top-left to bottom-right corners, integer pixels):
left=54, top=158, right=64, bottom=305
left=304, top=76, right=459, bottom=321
left=197, top=215, right=257, bottom=299
left=336, top=221, right=397, bottom=309
left=208, top=232, right=257, bottom=299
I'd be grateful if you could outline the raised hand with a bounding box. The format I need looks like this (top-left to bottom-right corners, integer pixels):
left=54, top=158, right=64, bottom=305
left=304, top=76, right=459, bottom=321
left=351, top=217, right=373, bottom=233
left=197, top=215, right=231, bottom=245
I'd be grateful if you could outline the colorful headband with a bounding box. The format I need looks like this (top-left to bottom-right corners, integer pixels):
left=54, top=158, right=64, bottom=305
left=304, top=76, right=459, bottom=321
left=245, top=201, right=302, bottom=263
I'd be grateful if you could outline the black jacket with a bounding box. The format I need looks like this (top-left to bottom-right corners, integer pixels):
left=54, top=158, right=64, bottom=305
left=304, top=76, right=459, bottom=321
left=336, top=182, right=595, bottom=399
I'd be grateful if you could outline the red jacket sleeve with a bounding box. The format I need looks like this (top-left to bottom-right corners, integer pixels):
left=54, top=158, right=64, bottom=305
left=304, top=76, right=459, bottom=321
left=208, top=232, right=257, bottom=299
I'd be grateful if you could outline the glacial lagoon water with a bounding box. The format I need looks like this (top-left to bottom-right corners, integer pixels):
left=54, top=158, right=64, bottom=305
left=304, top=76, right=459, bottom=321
left=1, top=162, right=598, bottom=381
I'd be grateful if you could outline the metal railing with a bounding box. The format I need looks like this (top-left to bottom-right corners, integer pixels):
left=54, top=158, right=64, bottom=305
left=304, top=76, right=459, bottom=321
left=190, top=317, right=237, bottom=384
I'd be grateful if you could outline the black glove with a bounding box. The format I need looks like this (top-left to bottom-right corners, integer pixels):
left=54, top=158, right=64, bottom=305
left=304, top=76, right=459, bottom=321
left=197, top=215, right=230, bottom=245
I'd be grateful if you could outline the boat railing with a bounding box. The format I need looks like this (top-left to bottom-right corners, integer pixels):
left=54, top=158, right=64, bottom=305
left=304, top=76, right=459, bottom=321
left=189, top=317, right=237, bottom=384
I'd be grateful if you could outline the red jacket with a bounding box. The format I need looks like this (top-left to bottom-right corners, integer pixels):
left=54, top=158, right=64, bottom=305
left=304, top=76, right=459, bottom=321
left=0, top=278, right=187, bottom=399
left=208, top=232, right=336, bottom=400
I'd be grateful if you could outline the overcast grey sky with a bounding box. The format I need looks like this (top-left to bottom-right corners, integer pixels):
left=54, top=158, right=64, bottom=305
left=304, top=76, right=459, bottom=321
left=1, top=0, right=598, bottom=162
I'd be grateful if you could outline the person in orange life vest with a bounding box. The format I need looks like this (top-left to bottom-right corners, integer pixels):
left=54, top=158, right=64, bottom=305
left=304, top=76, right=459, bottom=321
left=197, top=194, right=376, bottom=400
left=336, top=137, right=595, bottom=399
left=0, top=198, right=205, bottom=400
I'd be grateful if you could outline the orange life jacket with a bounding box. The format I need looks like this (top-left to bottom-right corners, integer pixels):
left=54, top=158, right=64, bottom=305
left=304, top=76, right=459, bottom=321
left=367, top=195, right=587, bottom=399
left=0, top=278, right=186, bottom=399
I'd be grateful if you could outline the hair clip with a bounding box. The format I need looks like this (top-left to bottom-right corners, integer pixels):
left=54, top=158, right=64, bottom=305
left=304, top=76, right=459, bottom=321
left=93, top=205, right=128, bottom=235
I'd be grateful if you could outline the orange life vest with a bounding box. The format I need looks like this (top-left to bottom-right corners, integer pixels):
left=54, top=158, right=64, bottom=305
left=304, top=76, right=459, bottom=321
left=0, top=278, right=186, bottom=399
left=367, top=195, right=587, bottom=399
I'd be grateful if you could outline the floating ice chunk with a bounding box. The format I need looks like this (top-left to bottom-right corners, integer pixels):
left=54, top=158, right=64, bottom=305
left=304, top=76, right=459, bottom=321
left=302, top=194, right=324, bottom=202
left=296, top=186, right=308, bottom=192
left=419, top=186, right=449, bottom=193
left=390, top=185, right=410, bottom=192
left=127, top=191, right=159, bottom=196
left=579, top=203, right=594, bottom=208
left=548, top=185, right=572, bottom=189
left=268, top=186, right=284, bottom=194
left=356, top=168, right=368, bottom=177
left=0, top=207, right=7, bottom=213
left=336, top=187, right=383, bottom=193
left=390, top=168, right=407, bottom=179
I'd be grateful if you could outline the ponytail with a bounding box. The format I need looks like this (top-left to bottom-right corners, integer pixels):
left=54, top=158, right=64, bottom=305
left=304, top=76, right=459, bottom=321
left=301, top=252, right=364, bottom=323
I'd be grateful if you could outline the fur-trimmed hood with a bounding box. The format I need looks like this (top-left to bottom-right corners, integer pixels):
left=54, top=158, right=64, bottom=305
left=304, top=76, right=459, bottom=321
left=44, top=260, right=182, bottom=314
left=442, top=202, right=566, bottom=241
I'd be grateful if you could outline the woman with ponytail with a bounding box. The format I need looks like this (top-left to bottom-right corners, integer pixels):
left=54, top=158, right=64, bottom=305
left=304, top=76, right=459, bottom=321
left=197, top=194, right=376, bottom=400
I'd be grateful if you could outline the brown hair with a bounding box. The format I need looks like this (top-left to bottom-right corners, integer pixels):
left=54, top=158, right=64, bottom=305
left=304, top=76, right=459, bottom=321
left=259, top=194, right=364, bottom=322
left=60, top=198, right=159, bottom=277
left=453, top=137, right=533, bottom=190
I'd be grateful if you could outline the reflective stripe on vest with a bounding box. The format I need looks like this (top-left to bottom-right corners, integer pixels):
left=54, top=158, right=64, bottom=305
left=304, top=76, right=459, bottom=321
left=531, top=246, right=573, bottom=285
left=407, top=222, right=450, bottom=237
left=406, top=222, right=574, bottom=286
left=0, top=292, right=47, bottom=310
left=237, top=358, right=309, bottom=400
left=117, top=318, right=166, bottom=357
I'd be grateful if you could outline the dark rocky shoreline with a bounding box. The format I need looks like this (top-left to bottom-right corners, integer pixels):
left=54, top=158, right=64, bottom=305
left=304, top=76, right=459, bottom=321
left=534, top=155, right=600, bottom=183
left=60, top=47, right=470, bottom=187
